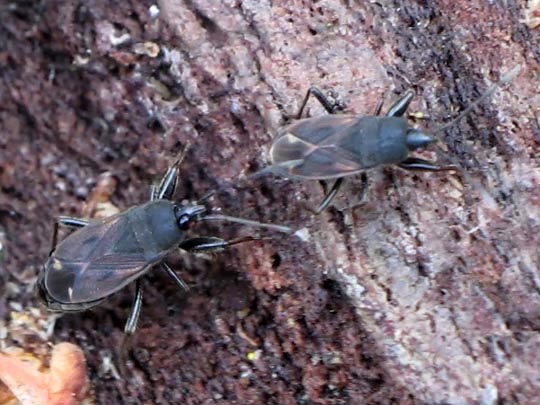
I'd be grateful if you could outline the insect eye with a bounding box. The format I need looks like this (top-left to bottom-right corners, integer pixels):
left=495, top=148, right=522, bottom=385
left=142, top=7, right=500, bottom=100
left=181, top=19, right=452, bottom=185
left=178, top=214, right=192, bottom=230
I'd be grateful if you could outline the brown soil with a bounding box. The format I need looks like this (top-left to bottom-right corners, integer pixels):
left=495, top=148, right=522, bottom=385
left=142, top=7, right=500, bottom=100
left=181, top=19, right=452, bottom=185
left=1, top=1, right=539, bottom=404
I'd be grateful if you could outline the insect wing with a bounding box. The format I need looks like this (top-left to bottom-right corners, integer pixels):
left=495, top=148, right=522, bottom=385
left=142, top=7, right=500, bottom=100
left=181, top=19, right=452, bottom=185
left=45, top=211, right=165, bottom=304
left=271, top=115, right=366, bottom=179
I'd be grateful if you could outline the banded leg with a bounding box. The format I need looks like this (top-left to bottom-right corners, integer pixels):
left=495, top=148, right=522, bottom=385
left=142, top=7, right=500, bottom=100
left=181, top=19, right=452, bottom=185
left=398, top=157, right=457, bottom=172
left=373, top=98, right=384, bottom=116
left=296, top=87, right=339, bottom=118
left=152, top=143, right=191, bottom=201
left=124, top=280, right=143, bottom=335
left=338, top=172, right=369, bottom=212
left=385, top=90, right=414, bottom=117
left=161, top=262, right=189, bottom=291
left=310, top=178, right=344, bottom=214
left=119, top=279, right=143, bottom=370
left=50, top=216, right=89, bottom=255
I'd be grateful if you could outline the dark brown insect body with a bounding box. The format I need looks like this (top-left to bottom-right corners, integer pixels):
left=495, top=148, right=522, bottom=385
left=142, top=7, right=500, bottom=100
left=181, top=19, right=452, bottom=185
left=39, top=154, right=292, bottom=334
left=39, top=200, right=197, bottom=312
left=270, top=113, right=431, bottom=180
left=263, top=87, right=446, bottom=212
left=264, top=66, right=520, bottom=212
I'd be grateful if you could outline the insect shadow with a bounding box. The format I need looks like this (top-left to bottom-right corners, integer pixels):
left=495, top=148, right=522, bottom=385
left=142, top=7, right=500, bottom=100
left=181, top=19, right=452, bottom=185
left=38, top=150, right=293, bottom=337
left=255, top=66, right=520, bottom=213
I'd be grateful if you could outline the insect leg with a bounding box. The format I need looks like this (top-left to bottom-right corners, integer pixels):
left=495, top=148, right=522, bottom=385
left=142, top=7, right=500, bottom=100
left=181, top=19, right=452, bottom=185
left=124, top=280, right=143, bottom=335
left=373, top=98, right=384, bottom=115
left=180, top=236, right=263, bottom=252
left=312, top=177, right=344, bottom=214
left=119, top=281, right=143, bottom=369
left=338, top=172, right=369, bottom=212
left=297, top=87, right=337, bottom=119
left=161, top=262, right=189, bottom=291
left=153, top=165, right=178, bottom=201
left=398, top=157, right=457, bottom=171
left=56, top=217, right=89, bottom=227
left=153, top=143, right=191, bottom=201
left=149, top=184, right=157, bottom=200
left=50, top=216, right=89, bottom=255
left=385, top=90, right=414, bottom=117
left=154, top=165, right=179, bottom=200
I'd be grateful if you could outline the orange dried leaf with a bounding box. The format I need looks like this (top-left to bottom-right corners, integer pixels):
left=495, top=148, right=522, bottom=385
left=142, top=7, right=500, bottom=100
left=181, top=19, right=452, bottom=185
left=47, top=343, right=88, bottom=405
left=0, top=343, right=89, bottom=405
left=0, top=352, right=48, bottom=405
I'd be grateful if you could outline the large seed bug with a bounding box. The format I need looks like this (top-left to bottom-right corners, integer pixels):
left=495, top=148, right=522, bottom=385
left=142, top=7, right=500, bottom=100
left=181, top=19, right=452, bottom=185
left=259, top=66, right=520, bottom=213
left=38, top=149, right=293, bottom=335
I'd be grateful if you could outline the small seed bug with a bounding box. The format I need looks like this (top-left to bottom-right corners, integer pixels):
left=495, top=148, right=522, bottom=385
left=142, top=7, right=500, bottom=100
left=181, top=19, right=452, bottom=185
left=38, top=150, right=293, bottom=335
left=259, top=66, right=520, bottom=213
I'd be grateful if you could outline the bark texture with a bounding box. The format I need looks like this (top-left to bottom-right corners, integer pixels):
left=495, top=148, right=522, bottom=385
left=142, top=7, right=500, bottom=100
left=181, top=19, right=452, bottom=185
left=1, top=0, right=539, bottom=403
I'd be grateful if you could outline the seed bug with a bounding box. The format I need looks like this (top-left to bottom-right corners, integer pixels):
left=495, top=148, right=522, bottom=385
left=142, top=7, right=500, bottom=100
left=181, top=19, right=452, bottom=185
left=259, top=66, right=520, bottom=213
left=38, top=150, right=293, bottom=335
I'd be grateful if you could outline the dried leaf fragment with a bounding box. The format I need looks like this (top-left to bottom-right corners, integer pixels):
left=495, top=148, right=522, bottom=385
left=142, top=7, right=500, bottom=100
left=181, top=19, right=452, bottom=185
left=0, top=351, right=48, bottom=405
left=47, top=343, right=88, bottom=404
left=133, top=42, right=160, bottom=58
left=0, top=343, right=89, bottom=405
left=81, top=171, right=118, bottom=218
left=523, top=0, right=540, bottom=29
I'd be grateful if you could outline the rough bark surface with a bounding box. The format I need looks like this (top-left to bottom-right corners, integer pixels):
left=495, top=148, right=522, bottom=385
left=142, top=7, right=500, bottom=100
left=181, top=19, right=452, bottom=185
left=1, top=0, right=539, bottom=404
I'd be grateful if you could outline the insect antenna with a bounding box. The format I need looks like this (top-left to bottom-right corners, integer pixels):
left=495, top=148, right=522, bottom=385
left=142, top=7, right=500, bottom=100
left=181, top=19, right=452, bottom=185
left=197, top=213, right=294, bottom=234
left=430, top=65, right=521, bottom=135
left=190, top=181, right=295, bottom=235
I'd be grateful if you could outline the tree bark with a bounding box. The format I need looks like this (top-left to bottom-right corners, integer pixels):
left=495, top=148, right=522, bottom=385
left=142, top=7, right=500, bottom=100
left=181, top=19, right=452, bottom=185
left=1, top=0, right=539, bottom=403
